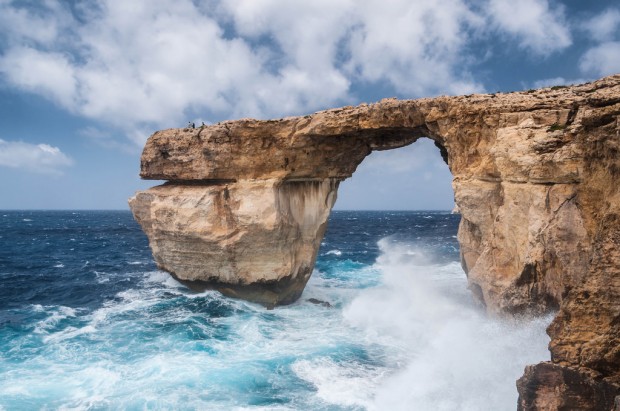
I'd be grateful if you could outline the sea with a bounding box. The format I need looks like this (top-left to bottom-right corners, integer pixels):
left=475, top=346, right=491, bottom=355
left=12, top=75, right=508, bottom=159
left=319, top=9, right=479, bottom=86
left=0, top=210, right=552, bottom=410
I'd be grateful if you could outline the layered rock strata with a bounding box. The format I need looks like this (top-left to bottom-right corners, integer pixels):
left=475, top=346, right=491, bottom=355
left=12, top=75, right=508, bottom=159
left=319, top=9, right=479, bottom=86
left=130, top=75, right=620, bottom=409
left=130, top=179, right=337, bottom=306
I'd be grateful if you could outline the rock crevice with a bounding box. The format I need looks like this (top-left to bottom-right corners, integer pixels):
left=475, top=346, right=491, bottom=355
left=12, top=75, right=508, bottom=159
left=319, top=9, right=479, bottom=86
left=130, top=75, right=620, bottom=409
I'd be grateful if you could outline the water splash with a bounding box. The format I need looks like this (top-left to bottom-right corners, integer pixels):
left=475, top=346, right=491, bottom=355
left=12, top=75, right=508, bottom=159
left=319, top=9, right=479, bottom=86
left=341, top=239, right=552, bottom=410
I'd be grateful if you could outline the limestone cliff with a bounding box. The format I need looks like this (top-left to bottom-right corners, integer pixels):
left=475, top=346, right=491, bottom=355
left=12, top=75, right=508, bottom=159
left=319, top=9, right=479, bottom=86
left=130, top=75, right=620, bottom=409
left=130, top=179, right=337, bottom=306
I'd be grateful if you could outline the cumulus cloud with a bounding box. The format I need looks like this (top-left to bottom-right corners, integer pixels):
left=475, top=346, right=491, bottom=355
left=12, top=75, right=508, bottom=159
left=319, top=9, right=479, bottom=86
left=0, top=139, right=74, bottom=174
left=578, top=7, right=620, bottom=78
left=0, top=0, right=576, bottom=149
left=0, top=0, right=71, bottom=46
left=581, top=7, right=620, bottom=42
left=485, top=0, right=571, bottom=55
left=344, top=0, right=485, bottom=96
left=223, top=0, right=485, bottom=97
left=0, top=47, right=77, bottom=107
left=580, top=42, right=620, bottom=77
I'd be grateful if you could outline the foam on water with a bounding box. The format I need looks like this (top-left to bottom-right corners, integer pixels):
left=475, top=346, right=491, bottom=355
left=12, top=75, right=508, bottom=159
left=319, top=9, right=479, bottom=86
left=341, top=239, right=551, bottom=410
left=325, top=249, right=343, bottom=256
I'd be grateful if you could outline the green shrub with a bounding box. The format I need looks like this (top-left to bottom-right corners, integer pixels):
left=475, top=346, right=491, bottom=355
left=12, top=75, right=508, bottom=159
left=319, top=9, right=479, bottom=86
left=548, top=123, right=566, bottom=131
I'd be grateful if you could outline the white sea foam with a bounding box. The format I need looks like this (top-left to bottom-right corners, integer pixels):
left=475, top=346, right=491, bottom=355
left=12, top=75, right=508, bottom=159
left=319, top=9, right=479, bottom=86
left=325, top=249, right=342, bottom=256
left=94, top=271, right=110, bottom=284
left=42, top=325, right=97, bottom=344
left=292, top=358, right=383, bottom=408
left=340, top=238, right=551, bottom=410
left=33, top=305, right=78, bottom=334
left=143, top=270, right=183, bottom=289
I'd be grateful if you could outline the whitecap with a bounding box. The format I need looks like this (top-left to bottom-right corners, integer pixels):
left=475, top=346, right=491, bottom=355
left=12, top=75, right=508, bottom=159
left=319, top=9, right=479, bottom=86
left=31, top=304, right=45, bottom=312
left=292, top=358, right=382, bottom=409
left=142, top=270, right=185, bottom=290
left=42, top=324, right=97, bottom=343
left=94, top=271, right=110, bottom=284
left=325, top=249, right=342, bottom=256
left=54, top=263, right=65, bottom=268
left=33, top=306, right=79, bottom=334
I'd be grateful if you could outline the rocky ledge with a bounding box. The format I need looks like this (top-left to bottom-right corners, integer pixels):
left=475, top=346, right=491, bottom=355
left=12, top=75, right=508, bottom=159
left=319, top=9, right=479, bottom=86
left=130, top=75, right=620, bottom=409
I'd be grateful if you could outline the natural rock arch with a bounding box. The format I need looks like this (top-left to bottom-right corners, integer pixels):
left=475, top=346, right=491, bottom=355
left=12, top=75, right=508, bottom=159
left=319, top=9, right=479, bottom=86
left=130, top=75, right=620, bottom=409
left=334, top=136, right=454, bottom=211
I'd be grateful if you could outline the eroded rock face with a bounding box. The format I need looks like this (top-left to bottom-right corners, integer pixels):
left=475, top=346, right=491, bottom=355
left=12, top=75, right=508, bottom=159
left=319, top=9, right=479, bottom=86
left=130, top=75, right=620, bottom=408
left=129, top=179, right=338, bottom=307
left=516, top=362, right=619, bottom=411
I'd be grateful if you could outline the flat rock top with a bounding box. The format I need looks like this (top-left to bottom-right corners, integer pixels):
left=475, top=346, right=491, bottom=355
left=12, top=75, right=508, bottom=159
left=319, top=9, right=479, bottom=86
left=140, top=75, right=620, bottom=181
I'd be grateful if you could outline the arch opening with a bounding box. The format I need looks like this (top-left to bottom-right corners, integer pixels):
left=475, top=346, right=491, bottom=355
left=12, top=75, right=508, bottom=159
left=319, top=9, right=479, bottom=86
left=334, top=137, right=454, bottom=211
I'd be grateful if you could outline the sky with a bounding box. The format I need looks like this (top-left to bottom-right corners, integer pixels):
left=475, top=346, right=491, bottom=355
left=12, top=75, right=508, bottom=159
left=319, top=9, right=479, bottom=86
left=0, top=0, right=618, bottom=210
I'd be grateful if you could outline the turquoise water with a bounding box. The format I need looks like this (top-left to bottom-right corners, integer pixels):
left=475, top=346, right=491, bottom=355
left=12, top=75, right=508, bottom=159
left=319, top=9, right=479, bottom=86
left=0, top=211, right=551, bottom=410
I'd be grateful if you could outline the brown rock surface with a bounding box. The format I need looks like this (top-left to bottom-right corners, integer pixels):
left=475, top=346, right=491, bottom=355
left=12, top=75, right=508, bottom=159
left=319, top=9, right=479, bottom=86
left=130, top=74, right=620, bottom=408
left=517, top=362, right=619, bottom=410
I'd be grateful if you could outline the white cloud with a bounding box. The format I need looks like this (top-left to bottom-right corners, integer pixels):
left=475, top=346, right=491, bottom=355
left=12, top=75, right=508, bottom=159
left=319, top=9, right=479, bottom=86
left=0, top=0, right=580, bottom=150
left=486, top=0, right=571, bottom=55
left=344, top=0, right=485, bottom=96
left=582, top=7, right=620, bottom=42
left=577, top=7, right=620, bottom=78
left=0, top=0, right=70, bottom=46
left=0, top=139, right=74, bottom=174
left=579, top=41, right=620, bottom=77
left=0, top=47, right=77, bottom=108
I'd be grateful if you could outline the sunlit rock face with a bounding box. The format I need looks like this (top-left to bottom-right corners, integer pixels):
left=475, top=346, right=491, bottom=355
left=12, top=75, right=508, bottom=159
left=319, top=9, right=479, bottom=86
left=130, top=75, right=620, bottom=409
left=129, top=179, right=338, bottom=307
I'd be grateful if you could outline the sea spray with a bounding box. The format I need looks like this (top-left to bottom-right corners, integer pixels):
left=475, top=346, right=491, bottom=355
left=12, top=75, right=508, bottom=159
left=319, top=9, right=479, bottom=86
left=340, top=238, right=552, bottom=410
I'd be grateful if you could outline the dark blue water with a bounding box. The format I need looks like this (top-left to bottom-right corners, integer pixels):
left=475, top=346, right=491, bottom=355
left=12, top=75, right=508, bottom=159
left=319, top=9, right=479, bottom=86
left=0, top=211, right=549, bottom=410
